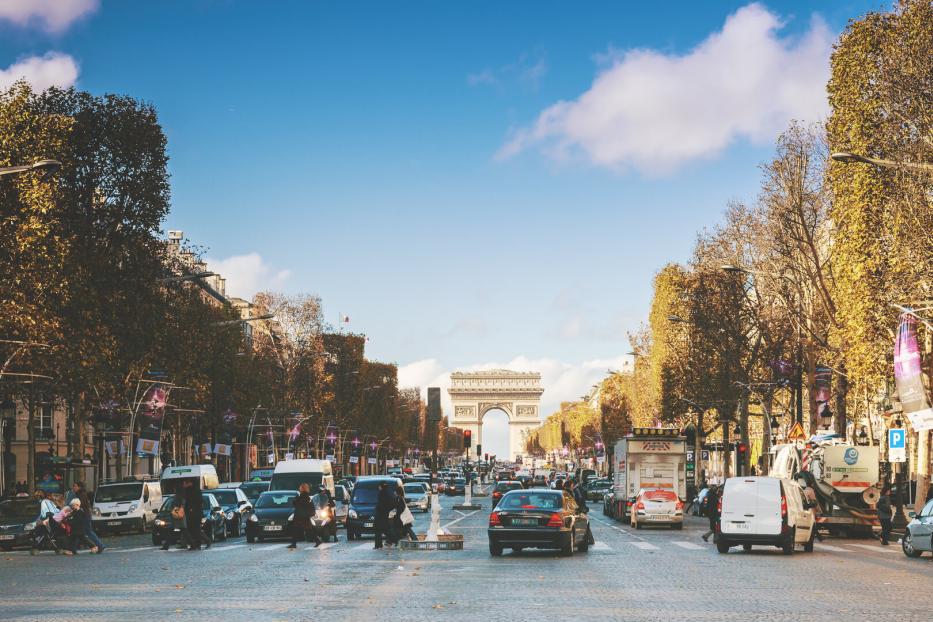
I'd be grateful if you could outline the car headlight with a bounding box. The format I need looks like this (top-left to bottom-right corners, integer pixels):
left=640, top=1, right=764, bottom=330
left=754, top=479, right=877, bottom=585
left=201, top=517, right=207, bottom=525
left=226, top=511, right=235, bottom=520
left=128, top=503, right=139, bottom=513
left=316, top=509, right=331, bottom=520
left=248, top=514, right=258, bottom=523
left=154, top=519, right=166, bottom=527
left=93, top=508, right=101, bottom=516
left=288, top=513, right=294, bottom=522
left=24, top=521, right=36, bottom=531
left=348, top=509, right=358, bottom=519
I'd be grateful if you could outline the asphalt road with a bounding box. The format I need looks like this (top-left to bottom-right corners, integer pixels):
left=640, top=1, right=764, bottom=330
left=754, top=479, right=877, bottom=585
left=2, top=489, right=932, bottom=621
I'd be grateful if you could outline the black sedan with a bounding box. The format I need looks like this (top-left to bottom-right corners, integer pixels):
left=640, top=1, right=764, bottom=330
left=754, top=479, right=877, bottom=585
left=211, top=488, right=253, bottom=536
left=0, top=497, right=59, bottom=550
left=445, top=478, right=466, bottom=496
left=151, top=493, right=227, bottom=547
left=487, top=489, right=590, bottom=557
left=245, top=490, right=297, bottom=543
left=491, top=481, right=524, bottom=508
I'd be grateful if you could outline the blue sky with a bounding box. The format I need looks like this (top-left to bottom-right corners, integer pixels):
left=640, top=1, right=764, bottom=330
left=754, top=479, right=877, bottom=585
left=0, top=0, right=883, bottom=456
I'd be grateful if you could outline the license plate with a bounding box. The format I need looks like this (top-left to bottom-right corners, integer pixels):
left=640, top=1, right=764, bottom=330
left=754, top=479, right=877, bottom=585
left=512, top=518, right=537, bottom=526
left=0, top=535, right=14, bottom=540
left=731, top=522, right=749, bottom=530
left=364, top=522, right=373, bottom=528
left=264, top=525, right=282, bottom=531
left=107, top=521, right=122, bottom=526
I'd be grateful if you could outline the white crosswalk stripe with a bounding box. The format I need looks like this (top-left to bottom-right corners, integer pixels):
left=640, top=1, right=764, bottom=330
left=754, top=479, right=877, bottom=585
left=814, top=544, right=849, bottom=552
left=627, top=541, right=659, bottom=550
left=305, top=542, right=337, bottom=551
left=846, top=543, right=897, bottom=554
left=672, top=541, right=704, bottom=550
left=591, top=541, right=611, bottom=551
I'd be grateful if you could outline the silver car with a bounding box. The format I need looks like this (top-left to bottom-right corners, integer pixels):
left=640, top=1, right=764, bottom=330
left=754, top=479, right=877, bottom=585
left=902, top=498, right=933, bottom=558
left=403, top=483, right=431, bottom=512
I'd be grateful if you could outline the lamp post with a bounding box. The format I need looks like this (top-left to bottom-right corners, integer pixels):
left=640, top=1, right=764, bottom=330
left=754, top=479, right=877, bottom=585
left=831, top=151, right=933, bottom=174
left=0, top=159, right=61, bottom=179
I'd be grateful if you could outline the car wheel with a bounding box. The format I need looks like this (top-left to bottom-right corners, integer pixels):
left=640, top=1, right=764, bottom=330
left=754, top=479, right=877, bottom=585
left=672, top=523, right=683, bottom=530
left=902, top=532, right=922, bottom=558
left=561, top=530, right=575, bottom=557
left=781, top=535, right=794, bottom=556
left=258, top=536, right=265, bottom=543
left=247, top=535, right=255, bottom=544
left=151, top=534, right=160, bottom=546
left=0, top=545, right=12, bottom=552
left=716, top=541, right=730, bottom=554
left=512, top=546, right=523, bottom=554
left=233, top=518, right=241, bottom=538
left=332, top=524, right=338, bottom=543
left=635, top=521, right=643, bottom=530
left=742, top=544, right=752, bottom=552
left=803, top=532, right=815, bottom=553
left=489, top=540, right=503, bottom=557
left=577, top=533, right=589, bottom=553
left=219, top=522, right=228, bottom=541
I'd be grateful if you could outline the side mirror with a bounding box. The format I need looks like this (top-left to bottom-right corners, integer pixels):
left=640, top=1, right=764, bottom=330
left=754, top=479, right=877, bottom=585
left=238, top=500, right=247, bottom=506
left=908, top=511, right=916, bottom=519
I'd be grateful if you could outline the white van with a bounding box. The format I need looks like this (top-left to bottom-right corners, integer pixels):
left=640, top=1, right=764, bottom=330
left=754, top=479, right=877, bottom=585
left=92, top=478, right=163, bottom=534
left=717, top=476, right=815, bottom=555
left=159, top=464, right=220, bottom=496
left=269, top=459, right=334, bottom=496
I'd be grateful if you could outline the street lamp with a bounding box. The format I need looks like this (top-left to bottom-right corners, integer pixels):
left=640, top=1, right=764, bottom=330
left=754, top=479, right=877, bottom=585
left=211, top=313, right=275, bottom=327
left=831, top=151, right=933, bottom=173
left=668, top=315, right=689, bottom=324
left=159, top=271, right=216, bottom=284
left=0, top=159, right=62, bottom=179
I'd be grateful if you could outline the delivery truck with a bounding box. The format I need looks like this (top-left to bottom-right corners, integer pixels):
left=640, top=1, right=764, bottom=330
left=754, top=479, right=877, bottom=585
left=611, top=428, right=687, bottom=522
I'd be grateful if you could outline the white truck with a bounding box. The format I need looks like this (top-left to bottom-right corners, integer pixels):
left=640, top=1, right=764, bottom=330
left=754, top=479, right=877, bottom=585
left=611, top=428, right=687, bottom=521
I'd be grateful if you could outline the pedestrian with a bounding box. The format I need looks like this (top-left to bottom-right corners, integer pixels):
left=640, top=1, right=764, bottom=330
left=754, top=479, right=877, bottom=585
left=394, top=491, right=417, bottom=541
left=374, top=481, right=396, bottom=549
left=288, top=483, right=316, bottom=549
left=182, top=479, right=207, bottom=550
left=876, top=486, right=893, bottom=546
left=701, top=484, right=720, bottom=542
left=65, top=482, right=79, bottom=505
left=565, top=479, right=595, bottom=545
left=64, top=499, right=98, bottom=555
left=161, top=493, right=190, bottom=550
left=75, top=482, right=104, bottom=553
left=797, top=474, right=823, bottom=542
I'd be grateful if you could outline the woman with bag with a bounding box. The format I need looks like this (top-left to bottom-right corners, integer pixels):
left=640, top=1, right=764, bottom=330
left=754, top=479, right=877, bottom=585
left=394, top=493, right=417, bottom=542
left=161, top=494, right=190, bottom=550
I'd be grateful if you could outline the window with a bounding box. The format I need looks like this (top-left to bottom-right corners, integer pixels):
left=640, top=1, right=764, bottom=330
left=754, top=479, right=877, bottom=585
left=921, top=499, right=933, bottom=518
left=39, top=403, right=53, bottom=433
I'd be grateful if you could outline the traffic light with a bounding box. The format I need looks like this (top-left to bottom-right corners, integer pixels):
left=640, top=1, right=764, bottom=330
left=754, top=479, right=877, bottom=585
left=463, top=430, right=472, bottom=448
left=736, top=441, right=748, bottom=465
left=476, top=443, right=482, bottom=456
left=484, top=453, right=489, bottom=462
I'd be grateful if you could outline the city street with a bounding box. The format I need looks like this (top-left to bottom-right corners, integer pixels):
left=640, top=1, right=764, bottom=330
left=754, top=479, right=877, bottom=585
left=2, top=489, right=932, bottom=621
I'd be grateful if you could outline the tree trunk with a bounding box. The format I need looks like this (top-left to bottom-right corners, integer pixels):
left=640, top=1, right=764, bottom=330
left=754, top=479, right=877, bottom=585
left=26, top=396, right=35, bottom=493
left=75, top=391, right=87, bottom=459
left=761, top=393, right=773, bottom=476
left=834, top=364, right=848, bottom=437
left=807, top=346, right=818, bottom=434
left=739, top=393, right=749, bottom=476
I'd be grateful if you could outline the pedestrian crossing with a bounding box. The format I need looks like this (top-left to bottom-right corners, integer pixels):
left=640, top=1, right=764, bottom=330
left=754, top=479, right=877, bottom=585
left=580, top=539, right=905, bottom=557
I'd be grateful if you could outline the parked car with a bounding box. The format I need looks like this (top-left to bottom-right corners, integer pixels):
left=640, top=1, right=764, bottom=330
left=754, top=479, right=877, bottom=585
left=901, top=498, right=933, bottom=558
left=403, top=483, right=431, bottom=512
left=246, top=490, right=298, bottom=543
left=717, top=476, right=816, bottom=555
left=492, top=481, right=524, bottom=508
left=151, top=493, right=227, bottom=547
left=630, top=488, right=684, bottom=529
left=488, top=488, right=590, bottom=557
left=209, top=487, right=252, bottom=537
left=0, top=496, right=59, bottom=550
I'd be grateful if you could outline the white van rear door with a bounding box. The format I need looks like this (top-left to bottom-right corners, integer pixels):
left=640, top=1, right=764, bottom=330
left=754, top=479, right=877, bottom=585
left=721, top=478, right=759, bottom=536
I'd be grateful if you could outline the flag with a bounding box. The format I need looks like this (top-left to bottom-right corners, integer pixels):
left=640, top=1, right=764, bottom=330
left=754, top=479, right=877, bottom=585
left=214, top=408, right=237, bottom=456
left=894, top=314, right=933, bottom=430
left=136, top=384, right=169, bottom=456
left=324, top=424, right=337, bottom=461
left=814, top=365, right=832, bottom=417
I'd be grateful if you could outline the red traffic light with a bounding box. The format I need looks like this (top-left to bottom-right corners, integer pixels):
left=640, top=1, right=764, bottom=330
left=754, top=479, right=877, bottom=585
left=463, top=430, right=472, bottom=447
left=737, top=442, right=747, bottom=454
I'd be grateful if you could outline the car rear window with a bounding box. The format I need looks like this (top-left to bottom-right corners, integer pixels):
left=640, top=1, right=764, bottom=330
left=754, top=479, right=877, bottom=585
left=498, top=492, right=561, bottom=510
left=644, top=490, right=677, bottom=502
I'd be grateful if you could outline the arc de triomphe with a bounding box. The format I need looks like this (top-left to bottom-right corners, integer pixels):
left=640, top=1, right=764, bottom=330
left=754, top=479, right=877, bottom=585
left=448, top=369, right=543, bottom=461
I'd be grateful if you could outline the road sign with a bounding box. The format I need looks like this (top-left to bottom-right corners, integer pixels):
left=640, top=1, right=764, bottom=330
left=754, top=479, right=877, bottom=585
left=888, top=428, right=906, bottom=463
left=787, top=421, right=806, bottom=441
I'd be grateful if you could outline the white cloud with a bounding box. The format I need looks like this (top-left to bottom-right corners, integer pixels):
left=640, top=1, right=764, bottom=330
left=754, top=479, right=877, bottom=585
left=206, top=253, right=291, bottom=299
left=0, top=0, right=98, bottom=33
left=498, top=3, right=832, bottom=173
left=0, top=52, right=79, bottom=91
left=468, top=52, right=548, bottom=89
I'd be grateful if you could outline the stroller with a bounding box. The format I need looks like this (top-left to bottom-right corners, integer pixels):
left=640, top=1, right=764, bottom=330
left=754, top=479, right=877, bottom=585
left=30, top=512, right=65, bottom=555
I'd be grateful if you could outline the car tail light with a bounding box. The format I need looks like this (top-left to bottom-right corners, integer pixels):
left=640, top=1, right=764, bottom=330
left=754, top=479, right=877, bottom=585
left=488, top=512, right=501, bottom=527
left=717, top=496, right=723, bottom=514
left=675, top=500, right=684, bottom=511
left=635, top=501, right=645, bottom=511
left=780, top=494, right=788, bottom=533
left=546, top=513, right=563, bottom=527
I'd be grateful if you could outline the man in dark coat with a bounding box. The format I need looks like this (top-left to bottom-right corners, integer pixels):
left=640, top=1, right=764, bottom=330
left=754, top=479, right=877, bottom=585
left=701, top=485, right=720, bottom=542
left=374, top=482, right=396, bottom=549
left=288, top=483, right=317, bottom=549
left=182, top=479, right=207, bottom=550
left=877, top=487, right=893, bottom=545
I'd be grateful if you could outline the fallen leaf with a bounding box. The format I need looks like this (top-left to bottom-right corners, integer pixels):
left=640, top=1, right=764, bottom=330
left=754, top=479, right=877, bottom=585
left=174, top=584, right=185, bottom=589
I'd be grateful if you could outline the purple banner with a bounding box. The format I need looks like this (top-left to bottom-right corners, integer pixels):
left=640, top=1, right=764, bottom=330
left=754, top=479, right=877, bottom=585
left=894, top=314, right=933, bottom=431
left=136, top=384, right=168, bottom=456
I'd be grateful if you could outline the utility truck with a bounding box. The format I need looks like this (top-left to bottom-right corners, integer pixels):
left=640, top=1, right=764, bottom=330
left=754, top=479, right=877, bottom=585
left=611, top=428, right=687, bottom=522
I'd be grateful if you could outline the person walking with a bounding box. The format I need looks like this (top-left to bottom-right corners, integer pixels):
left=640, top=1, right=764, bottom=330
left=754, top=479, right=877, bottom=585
left=74, top=482, right=104, bottom=553
left=565, top=479, right=595, bottom=545
left=289, top=483, right=316, bottom=549
left=64, top=499, right=98, bottom=555
left=394, top=491, right=417, bottom=541
left=182, top=479, right=207, bottom=550
left=161, top=493, right=190, bottom=550
left=701, top=484, right=720, bottom=542
left=877, top=486, right=893, bottom=545
left=374, top=482, right=396, bottom=549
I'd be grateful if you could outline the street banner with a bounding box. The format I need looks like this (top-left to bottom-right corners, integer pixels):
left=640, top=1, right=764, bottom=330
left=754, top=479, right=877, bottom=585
left=349, top=431, right=362, bottom=464
left=214, top=408, right=237, bottom=456
left=200, top=441, right=213, bottom=457
left=814, top=365, right=832, bottom=416
left=136, top=384, right=168, bottom=456
left=324, top=424, right=337, bottom=461
left=894, top=314, right=933, bottom=431
left=286, top=417, right=302, bottom=452
left=770, top=358, right=797, bottom=387
left=104, top=439, right=124, bottom=457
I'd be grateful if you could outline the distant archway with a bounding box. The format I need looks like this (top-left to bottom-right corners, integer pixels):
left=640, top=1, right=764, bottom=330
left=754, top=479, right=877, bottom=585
left=448, top=369, right=543, bottom=461
left=480, top=408, right=510, bottom=460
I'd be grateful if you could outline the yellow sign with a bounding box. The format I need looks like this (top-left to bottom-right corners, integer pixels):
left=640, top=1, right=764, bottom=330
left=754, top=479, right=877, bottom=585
left=787, top=421, right=806, bottom=441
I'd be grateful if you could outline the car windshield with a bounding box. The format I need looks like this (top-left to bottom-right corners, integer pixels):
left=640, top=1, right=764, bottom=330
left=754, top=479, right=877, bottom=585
left=95, top=483, right=143, bottom=503
left=256, top=492, right=297, bottom=508
left=211, top=490, right=240, bottom=505
left=496, top=483, right=521, bottom=492
left=0, top=499, right=41, bottom=523
left=159, top=495, right=175, bottom=511
left=269, top=473, right=323, bottom=492
left=499, top=492, right=561, bottom=510
left=352, top=485, right=382, bottom=504
left=239, top=482, right=269, bottom=501
left=404, top=485, right=424, bottom=494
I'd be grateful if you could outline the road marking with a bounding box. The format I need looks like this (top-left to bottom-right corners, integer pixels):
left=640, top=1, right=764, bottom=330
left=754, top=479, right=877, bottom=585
left=672, top=541, right=704, bottom=550
left=588, top=515, right=649, bottom=541
left=305, top=542, right=337, bottom=551
left=627, top=541, right=659, bottom=550
left=209, top=544, right=246, bottom=552
left=441, top=510, right=479, bottom=531
left=814, top=544, right=849, bottom=553
left=591, top=541, right=611, bottom=551
left=116, top=546, right=152, bottom=553
left=353, top=542, right=373, bottom=550
left=846, top=543, right=897, bottom=554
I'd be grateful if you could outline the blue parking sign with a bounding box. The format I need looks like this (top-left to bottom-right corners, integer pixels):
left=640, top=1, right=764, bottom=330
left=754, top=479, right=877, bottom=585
left=888, top=428, right=906, bottom=449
